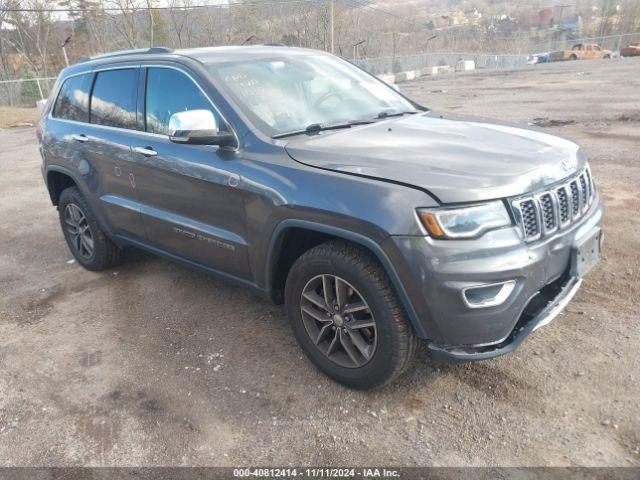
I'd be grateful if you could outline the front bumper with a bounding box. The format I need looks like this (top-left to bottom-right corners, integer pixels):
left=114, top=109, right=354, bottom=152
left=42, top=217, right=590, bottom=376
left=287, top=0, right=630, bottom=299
left=383, top=194, right=603, bottom=359
left=427, top=274, right=581, bottom=362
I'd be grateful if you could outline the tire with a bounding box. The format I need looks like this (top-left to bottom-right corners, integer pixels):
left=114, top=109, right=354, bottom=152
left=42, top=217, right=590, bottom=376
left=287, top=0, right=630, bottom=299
left=570, top=54, right=578, bottom=60
left=58, top=186, right=123, bottom=271
left=285, top=240, right=418, bottom=389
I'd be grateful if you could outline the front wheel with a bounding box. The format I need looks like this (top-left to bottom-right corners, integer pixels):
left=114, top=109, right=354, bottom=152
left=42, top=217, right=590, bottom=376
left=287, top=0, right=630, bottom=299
left=285, top=241, right=418, bottom=389
left=58, top=186, right=123, bottom=271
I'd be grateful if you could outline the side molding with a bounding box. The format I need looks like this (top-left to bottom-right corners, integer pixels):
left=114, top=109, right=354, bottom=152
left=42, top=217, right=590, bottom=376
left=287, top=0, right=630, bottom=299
left=265, top=219, right=428, bottom=339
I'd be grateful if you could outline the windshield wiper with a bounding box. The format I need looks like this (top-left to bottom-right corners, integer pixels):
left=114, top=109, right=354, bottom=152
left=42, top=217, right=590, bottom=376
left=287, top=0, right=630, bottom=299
left=376, top=110, right=420, bottom=119
left=272, top=119, right=374, bottom=139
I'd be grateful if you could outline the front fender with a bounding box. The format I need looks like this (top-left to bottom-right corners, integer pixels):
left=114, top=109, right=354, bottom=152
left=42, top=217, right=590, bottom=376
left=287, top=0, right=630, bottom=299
left=264, top=218, right=429, bottom=339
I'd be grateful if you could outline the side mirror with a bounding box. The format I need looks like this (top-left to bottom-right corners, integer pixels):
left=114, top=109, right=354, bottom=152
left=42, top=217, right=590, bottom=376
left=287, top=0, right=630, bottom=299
left=168, top=109, right=234, bottom=146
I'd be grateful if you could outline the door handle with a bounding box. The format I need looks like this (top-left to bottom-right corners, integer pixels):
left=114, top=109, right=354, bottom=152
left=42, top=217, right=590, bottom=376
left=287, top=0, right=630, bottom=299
left=133, top=146, right=157, bottom=157
left=71, top=134, right=88, bottom=142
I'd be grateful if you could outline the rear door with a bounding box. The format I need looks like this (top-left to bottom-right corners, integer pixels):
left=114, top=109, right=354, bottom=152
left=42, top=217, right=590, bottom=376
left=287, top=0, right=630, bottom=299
left=84, top=66, right=147, bottom=240
left=45, top=72, right=94, bottom=181
left=128, top=65, right=251, bottom=279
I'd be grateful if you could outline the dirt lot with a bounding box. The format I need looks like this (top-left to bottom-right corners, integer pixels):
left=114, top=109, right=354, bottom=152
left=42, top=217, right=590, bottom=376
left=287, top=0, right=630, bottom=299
left=0, top=107, right=37, bottom=128
left=1, top=58, right=639, bottom=467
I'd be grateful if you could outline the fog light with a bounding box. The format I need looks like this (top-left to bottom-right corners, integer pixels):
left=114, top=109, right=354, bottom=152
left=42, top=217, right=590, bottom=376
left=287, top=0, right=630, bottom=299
left=462, top=280, right=516, bottom=309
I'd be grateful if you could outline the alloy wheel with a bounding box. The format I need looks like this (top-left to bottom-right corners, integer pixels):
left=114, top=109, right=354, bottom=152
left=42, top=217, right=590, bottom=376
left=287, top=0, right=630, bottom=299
left=64, top=203, right=94, bottom=259
left=300, top=274, right=377, bottom=368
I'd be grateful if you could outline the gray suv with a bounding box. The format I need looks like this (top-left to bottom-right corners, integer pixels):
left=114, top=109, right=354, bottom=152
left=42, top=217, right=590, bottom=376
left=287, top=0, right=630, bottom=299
left=39, top=46, right=603, bottom=389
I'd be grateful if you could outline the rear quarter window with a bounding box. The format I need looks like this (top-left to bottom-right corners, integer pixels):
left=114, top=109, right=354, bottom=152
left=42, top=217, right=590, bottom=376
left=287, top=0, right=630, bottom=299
left=90, top=69, right=139, bottom=130
left=52, top=74, right=93, bottom=122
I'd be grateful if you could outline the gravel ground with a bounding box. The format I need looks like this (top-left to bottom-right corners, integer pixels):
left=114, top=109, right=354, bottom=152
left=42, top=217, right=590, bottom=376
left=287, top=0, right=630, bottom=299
left=0, top=58, right=639, bottom=467
left=0, top=107, right=37, bottom=128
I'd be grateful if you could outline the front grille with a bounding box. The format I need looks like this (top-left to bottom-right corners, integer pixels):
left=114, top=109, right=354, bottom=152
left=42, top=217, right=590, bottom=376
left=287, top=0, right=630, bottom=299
left=520, top=199, right=539, bottom=238
left=513, top=167, right=596, bottom=242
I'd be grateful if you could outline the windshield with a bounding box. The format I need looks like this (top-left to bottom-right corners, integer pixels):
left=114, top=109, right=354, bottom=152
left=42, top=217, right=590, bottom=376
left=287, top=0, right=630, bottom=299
left=206, top=54, right=418, bottom=137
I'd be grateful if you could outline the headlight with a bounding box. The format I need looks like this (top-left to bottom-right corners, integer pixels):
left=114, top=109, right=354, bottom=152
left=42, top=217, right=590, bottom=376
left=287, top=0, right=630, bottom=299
left=417, top=201, right=512, bottom=239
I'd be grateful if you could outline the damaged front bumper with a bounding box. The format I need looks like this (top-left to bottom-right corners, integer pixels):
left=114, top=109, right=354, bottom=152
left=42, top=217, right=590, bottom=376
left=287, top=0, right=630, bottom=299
left=426, top=274, right=582, bottom=362
left=383, top=192, right=603, bottom=362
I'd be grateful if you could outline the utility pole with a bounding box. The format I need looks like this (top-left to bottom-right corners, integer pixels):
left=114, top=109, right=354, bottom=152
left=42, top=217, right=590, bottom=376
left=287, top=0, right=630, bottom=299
left=330, top=0, right=335, bottom=53
left=556, top=4, right=572, bottom=27
left=147, top=0, right=155, bottom=47
left=555, top=4, right=572, bottom=48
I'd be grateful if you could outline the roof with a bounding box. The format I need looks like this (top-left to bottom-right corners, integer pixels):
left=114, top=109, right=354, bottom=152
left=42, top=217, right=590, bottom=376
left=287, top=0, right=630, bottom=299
left=78, top=45, right=326, bottom=66
left=60, top=44, right=330, bottom=80
left=175, top=45, right=327, bottom=63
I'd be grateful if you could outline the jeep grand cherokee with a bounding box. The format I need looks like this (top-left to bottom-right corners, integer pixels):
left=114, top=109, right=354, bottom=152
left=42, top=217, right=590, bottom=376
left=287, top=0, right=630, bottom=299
left=38, top=46, right=603, bottom=389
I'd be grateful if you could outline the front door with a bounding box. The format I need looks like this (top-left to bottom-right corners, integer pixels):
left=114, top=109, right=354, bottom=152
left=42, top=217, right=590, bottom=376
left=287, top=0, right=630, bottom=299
left=129, top=66, right=251, bottom=280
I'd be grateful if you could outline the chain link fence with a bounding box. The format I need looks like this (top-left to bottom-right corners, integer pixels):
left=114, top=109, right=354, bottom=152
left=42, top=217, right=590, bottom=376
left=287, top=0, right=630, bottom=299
left=354, top=32, right=640, bottom=76
left=0, top=77, right=56, bottom=108
left=0, top=54, right=533, bottom=107
left=355, top=52, right=530, bottom=76
left=528, top=32, right=640, bottom=55
left=2, top=33, right=639, bottom=107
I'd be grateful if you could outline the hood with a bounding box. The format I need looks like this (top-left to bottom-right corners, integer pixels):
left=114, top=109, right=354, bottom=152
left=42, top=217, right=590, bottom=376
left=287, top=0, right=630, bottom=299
left=284, top=112, right=586, bottom=204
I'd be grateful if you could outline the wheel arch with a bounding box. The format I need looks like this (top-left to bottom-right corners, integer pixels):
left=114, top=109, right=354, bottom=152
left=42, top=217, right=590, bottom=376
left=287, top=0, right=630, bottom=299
left=265, top=219, right=428, bottom=339
left=45, top=164, right=117, bottom=242
left=46, top=166, right=79, bottom=206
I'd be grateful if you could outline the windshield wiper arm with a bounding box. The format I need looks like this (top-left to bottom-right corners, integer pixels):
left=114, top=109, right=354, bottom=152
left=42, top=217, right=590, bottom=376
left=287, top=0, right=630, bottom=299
left=376, top=110, right=419, bottom=119
left=273, top=112, right=420, bottom=138
left=272, top=119, right=374, bottom=139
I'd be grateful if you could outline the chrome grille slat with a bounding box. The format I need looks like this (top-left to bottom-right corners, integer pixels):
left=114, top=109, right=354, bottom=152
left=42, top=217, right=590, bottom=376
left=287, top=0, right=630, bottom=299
left=579, top=173, right=589, bottom=212
left=585, top=168, right=593, bottom=203
left=538, top=193, right=557, bottom=233
left=556, top=187, right=570, bottom=224
left=569, top=181, right=580, bottom=217
left=518, top=199, right=540, bottom=240
left=512, top=167, right=596, bottom=242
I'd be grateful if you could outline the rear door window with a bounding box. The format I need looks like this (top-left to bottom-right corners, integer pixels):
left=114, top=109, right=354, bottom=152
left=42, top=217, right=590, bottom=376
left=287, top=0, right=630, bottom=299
left=145, top=67, right=219, bottom=135
left=52, top=74, right=93, bottom=122
left=90, top=68, right=139, bottom=130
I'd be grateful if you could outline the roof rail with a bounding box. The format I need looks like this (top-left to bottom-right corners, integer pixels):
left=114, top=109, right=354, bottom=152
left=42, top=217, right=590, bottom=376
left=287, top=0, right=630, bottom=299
left=78, top=47, right=173, bottom=63
left=262, top=43, right=285, bottom=47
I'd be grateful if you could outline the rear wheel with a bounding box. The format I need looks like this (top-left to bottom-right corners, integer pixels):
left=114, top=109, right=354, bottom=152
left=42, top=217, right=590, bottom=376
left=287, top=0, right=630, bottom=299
left=58, top=186, right=123, bottom=271
left=285, top=241, right=418, bottom=389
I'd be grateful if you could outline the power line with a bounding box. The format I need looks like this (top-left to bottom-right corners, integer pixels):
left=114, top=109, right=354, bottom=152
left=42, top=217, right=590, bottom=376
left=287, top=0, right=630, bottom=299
left=345, top=0, right=429, bottom=30
left=0, top=0, right=317, bottom=13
